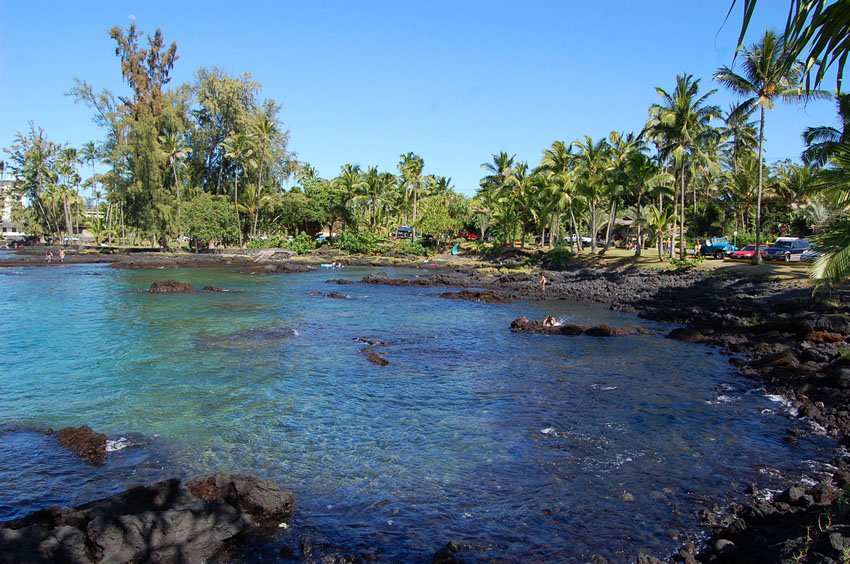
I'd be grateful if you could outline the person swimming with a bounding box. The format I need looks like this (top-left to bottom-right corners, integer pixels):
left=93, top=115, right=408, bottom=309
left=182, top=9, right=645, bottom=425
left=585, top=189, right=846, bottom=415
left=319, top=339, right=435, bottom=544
left=543, top=315, right=558, bottom=327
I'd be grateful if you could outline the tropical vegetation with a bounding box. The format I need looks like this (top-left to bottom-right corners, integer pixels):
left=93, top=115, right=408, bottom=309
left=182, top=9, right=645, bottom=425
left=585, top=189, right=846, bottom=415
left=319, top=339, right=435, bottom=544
left=3, top=9, right=850, bottom=288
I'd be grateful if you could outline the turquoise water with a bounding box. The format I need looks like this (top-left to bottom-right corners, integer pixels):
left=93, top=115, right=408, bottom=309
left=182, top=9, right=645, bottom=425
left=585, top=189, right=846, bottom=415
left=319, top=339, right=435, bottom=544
left=0, top=264, right=833, bottom=561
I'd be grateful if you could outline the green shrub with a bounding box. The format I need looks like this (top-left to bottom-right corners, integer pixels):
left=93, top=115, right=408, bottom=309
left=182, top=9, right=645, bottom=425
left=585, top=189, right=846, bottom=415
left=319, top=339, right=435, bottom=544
left=287, top=232, right=316, bottom=254
left=395, top=239, right=429, bottom=256
left=542, top=246, right=572, bottom=269
left=246, top=232, right=316, bottom=254
left=668, top=257, right=698, bottom=272
left=337, top=231, right=383, bottom=254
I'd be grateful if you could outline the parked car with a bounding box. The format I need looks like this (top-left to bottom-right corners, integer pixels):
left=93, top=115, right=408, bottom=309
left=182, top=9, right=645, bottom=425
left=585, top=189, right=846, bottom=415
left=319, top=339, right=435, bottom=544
left=729, top=245, right=766, bottom=260
left=699, top=237, right=739, bottom=259
left=800, top=244, right=824, bottom=263
left=458, top=231, right=478, bottom=240
left=763, top=237, right=810, bottom=261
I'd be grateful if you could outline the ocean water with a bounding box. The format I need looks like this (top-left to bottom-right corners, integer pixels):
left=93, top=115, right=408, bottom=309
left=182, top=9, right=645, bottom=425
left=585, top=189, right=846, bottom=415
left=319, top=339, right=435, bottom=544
left=0, top=264, right=833, bottom=561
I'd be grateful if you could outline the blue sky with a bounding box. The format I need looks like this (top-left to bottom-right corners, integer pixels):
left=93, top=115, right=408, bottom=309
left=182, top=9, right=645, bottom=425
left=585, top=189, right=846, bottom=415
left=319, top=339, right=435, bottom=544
left=0, top=1, right=839, bottom=195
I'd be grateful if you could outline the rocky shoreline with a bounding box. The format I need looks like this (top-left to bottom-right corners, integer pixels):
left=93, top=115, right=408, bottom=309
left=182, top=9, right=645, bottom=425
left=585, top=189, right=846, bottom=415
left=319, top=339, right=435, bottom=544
left=0, top=473, right=293, bottom=563
left=3, top=248, right=849, bottom=561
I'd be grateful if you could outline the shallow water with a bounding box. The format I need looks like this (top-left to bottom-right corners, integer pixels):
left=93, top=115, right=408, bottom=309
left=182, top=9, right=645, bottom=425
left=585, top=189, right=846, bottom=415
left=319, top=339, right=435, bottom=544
left=0, top=264, right=833, bottom=561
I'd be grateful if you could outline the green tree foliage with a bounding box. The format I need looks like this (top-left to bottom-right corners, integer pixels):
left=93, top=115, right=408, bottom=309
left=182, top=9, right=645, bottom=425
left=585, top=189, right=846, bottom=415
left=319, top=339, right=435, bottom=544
left=4, top=123, right=63, bottom=237
left=337, top=230, right=383, bottom=254
left=415, top=183, right=469, bottom=246
left=715, top=30, right=821, bottom=263
left=182, top=193, right=238, bottom=249
left=648, top=74, right=720, bottom=259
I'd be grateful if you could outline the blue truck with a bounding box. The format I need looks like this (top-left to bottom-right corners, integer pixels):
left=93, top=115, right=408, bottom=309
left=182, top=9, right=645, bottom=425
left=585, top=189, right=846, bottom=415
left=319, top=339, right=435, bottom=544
left=699, top=237, right=739, bottom=260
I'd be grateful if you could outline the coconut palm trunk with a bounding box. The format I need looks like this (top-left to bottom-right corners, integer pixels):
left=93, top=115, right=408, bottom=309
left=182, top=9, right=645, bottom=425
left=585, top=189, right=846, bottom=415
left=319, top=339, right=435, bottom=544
left=753, top=106, right=765, bottom=265
left=234, top=173, right=242, bottom=248
left=569, top=207, right=580, bottom=252
left=680, top=160, right=686, bottom=259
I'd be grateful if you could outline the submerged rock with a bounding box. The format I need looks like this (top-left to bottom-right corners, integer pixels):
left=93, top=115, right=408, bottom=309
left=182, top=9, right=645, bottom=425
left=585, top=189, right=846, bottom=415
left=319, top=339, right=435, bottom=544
left=149, top=279, right=196, bottom=293
left=666, top=327, right=704, bottom=343
left=355, top=337, right=387, bottom=347
left=325, top=292, right=350, bottom=300
left=584, top=324, right=617, bottom=337
left=203, top=285, right=237, bottom=292
left=240, top=263, right=314, bottom=275
left=436, top=290, right=515, bottom=304
left=0, top=474, right=292, bottom=564
left=361, top=347, right=389, bottom=366
left=55, top=425, right=107, bottom=466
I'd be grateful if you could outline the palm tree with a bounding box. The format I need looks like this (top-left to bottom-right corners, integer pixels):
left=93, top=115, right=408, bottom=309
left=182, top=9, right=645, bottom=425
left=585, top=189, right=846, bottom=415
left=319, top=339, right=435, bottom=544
left=333, top=164, right=365, bottom=231
left=480, top=152, right=517, bottom=243
left=803, top=94, right=850, bottom=167
left=250, top=111, right=281, bottom=237
left=648, top=74, right=720, bottom=259
left=646, top=204, right=676, bottom=261
left=355, top=166, right=396, bottom=233
left=721, top=154, right=760, bottom=234
left=159, top=132, right=191, bottom=237
left=625, top=151, right=673, bottom=256
left=600, top=131, right=638, bottom=253
left=572, top=136, right=610, bottom=252
left=398, top=152, right=425, bottom=236
left=721, top=103, right=759, bottom=171
left=731, top=0, right=848, bottom=92
left=221, top=133, right=254, bottom=247
left=79, top=140, right=101, bottom=208
left=714, top=30, right=822, bottom=263
left=540, top=141, right=579, bottom=250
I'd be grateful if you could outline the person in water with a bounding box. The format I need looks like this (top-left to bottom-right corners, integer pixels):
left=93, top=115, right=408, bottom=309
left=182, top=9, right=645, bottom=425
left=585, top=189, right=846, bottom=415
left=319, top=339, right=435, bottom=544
left=543, top=315, right=558, bottom=327
left=59, top=248, right=65, bottom=263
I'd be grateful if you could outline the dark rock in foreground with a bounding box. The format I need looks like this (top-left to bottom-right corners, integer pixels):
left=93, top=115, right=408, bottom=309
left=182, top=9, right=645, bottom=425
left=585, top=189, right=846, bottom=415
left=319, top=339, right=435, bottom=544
left=436, top=290, right=515, bottom=304
left=693, top=476, right=850, bottom=563
left=0, top=474, right=292, bottom=563
left=325, top=278, right=355, bottom=284
left=510, top=316, right=649, bottom=337
left=55, top=426, right=106, bottom=466
left=326, top=292, right=350, bottom=300
left=149, top=279, right=196, bottom=293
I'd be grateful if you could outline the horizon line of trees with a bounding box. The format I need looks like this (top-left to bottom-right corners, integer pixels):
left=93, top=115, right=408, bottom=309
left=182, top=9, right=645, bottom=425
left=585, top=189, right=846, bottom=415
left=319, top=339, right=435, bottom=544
left=3, top=8, right=850, bottom=286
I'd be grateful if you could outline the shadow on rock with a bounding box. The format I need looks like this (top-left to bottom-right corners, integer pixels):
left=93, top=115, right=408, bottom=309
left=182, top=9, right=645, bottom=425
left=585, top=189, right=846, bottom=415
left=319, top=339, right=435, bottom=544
left=0, top=474, right=293, bottom=563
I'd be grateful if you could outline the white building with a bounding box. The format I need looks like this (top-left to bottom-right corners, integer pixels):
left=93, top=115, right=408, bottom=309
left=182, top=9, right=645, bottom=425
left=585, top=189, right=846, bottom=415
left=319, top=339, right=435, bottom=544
left=0, top=179, right=27, bottom=241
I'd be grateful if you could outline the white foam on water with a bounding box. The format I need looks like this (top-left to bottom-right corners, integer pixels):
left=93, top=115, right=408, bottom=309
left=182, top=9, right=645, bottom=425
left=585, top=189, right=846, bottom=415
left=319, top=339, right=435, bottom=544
left=806, top=420, right=828, bottom=436
left=540, top=427, right=556, bottom=436
left=765, top=394, right=798, bottom=416
left=106, top=437, right=130, bottom=452
left=706, top=394, right=737, bottom=405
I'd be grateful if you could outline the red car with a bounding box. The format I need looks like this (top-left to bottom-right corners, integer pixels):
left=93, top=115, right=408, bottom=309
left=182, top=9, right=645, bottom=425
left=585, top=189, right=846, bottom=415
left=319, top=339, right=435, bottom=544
left=730, top=245, right=766, bottom=259
left=458, top=231, right=478, bottom=240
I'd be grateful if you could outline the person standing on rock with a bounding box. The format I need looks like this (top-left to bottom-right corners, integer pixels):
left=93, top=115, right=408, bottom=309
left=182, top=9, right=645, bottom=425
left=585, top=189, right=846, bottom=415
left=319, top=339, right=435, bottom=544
left=59, top=248, right=65, bottom=263
left=46, top=250, right=53, bottom=263
left=540, top=274, right=547, bottom=291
